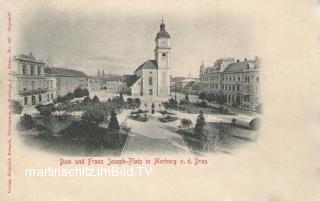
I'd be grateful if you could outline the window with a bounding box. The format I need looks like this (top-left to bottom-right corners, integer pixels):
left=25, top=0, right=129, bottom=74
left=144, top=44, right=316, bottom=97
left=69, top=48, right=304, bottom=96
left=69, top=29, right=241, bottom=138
left=257, top=77, right=259, bottom=82
left=24, top=96, right=28, bottom=105
left=47, top=94, right=50, bottom=101
left=30, top=65, right=34, bottom=75
left=23, top=81, right=28, bottom=91
left=37, top=66, right=41, bottom=76
left=39, top=94, right=42, bottom=102
left=162, top=53, right=166, bottom=61
left=31, top=81, right=35, bottom=89
left=22, top=65, right=27, bottom=75
left=149, top=76, right=153, bottom=85
left=31, top=96, right=36, bottom=105
left=51, top=93, right=53, bottom=100
left=149, top=89, right=153, bottom=95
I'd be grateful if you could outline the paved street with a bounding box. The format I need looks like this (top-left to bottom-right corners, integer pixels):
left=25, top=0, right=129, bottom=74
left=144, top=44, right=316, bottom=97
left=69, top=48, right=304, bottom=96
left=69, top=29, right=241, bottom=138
left=121, top=113, right=191, bottom=155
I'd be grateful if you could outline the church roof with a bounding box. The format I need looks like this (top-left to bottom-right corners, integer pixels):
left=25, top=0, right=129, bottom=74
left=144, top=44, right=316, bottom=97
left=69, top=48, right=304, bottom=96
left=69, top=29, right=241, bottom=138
left=155, top=22, right=170, bottom=40
left=134, top=60, right=158, bottom=73
left=126, top=75, right=141, bottom=87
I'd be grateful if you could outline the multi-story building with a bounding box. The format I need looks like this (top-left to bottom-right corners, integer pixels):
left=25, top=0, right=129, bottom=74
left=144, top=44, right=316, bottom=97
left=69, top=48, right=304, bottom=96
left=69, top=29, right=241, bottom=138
left=44, top=75, right=57, bottom=103
left=12, top=53, right=49, bottom=107
left=183, top=81, right=200, bottom=95
left=199, top=57, right=261, bottom=111
left=171, top=76, right=199, bottom=94
left=100, top=75, right=122, bottom=93
left=88, top=77, right=101, bottom=92
left=44, top=67, right=88, bottom=97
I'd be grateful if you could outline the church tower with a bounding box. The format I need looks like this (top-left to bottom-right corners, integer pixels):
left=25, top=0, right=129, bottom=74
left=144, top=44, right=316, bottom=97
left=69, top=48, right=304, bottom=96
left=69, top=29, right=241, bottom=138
left=155, top=19, right=171, bottom=97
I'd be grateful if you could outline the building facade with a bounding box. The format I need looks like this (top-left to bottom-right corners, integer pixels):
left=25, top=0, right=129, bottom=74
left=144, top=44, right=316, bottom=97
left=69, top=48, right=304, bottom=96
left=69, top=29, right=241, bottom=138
left=44, top=67, right=88, bottom=97
left=88, top=77, right=101, bottom=92
left=12, top=53, right=51, bottom=107
left=125, top=20, right=171, bottom=113
left=100, top=76, right=122, bottom=93
left=200, top=57, right=261, bottom=111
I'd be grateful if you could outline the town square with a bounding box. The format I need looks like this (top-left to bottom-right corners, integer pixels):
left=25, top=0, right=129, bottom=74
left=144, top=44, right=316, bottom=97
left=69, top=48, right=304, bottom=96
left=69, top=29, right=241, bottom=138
left=11, top=18, right=261, bottom=156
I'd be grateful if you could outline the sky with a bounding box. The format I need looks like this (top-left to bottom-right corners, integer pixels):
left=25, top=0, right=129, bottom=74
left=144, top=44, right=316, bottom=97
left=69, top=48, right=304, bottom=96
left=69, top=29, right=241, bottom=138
left=14, top=0, right=258, bottom=77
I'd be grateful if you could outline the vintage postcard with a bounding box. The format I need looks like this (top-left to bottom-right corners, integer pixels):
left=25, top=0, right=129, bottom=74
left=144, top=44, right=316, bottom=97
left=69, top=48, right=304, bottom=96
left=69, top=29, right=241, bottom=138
left=0, top=0, right=319, bottom=200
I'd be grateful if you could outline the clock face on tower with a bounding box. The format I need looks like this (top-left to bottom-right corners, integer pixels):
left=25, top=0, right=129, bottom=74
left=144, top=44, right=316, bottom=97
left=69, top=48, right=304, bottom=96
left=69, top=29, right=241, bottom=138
left=161, top=40, right=167, bottom=47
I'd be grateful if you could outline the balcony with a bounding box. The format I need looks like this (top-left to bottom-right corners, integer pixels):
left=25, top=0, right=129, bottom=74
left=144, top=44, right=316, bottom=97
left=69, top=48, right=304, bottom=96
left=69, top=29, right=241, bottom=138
left=19, top=88, right=48, bottom=96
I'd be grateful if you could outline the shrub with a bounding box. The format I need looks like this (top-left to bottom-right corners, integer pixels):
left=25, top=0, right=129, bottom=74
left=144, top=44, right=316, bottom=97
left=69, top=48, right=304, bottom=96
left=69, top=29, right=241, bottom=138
left=231, top=118, right=237, bottom=125
left=108, top=110, right=120, bottom=130
left=185, top=93, right=190, bottom=104
left=194, top=111, right=206, bottom=138
left=73, top=88, right=89, bottom=98
left=82, top=106, right=106, bottom=124
left=12, top=100, right=23, bottom=114
left=19, top=114, right=35, bottom=130
left=200, top=101, right=207, bottom=107
left=199, top=92, right=206, bottom=100
left=83, top=96, right=91, bottom=103
left=92, top=95, right=100, bottom=103
left=180, top=118, right=192, bottom=127
left=35, top=103, right=55, bottom=116
left=64, top=92, right=74, bottom=101
left=134, top=98, right=141, bottom=108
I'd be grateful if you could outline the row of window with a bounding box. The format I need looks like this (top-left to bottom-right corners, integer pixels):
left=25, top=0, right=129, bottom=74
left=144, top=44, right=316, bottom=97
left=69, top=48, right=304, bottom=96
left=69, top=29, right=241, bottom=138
left=23, top=93, right=54, bottom=106
left=226, top=94, right=251, bottom=103
left=18, top=79, right=53, bottom=91
left=201, top=75, right=260, bottom=83
left=22, top=64, right=43, bottom=76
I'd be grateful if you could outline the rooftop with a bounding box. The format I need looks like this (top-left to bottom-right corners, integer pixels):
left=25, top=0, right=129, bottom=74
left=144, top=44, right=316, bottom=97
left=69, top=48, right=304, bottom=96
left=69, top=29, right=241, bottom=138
left=134, top=60, right=158, bottom=73
left=45, top=67, right=87, bottom=77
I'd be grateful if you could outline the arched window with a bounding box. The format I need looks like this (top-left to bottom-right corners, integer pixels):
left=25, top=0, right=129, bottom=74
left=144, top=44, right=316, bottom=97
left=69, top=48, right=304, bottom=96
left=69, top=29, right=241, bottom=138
left=38, top=66, right=42, bottom=76
left=149, top=76, right=153, bottom=85
left=22, top=65, right=27, bottom=75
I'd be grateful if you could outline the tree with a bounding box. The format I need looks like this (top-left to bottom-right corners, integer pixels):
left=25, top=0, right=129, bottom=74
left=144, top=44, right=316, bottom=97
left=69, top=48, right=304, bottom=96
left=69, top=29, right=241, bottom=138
left=83, top=96, right=91, bottom=104
left=200, top=101, right=207, bottom=107
left=169, top=98, right=177, bottom=105
left=119, top=92, right=124, bottom=103
left=185, top=93, right=190, bottom=104
left=194, top=110, right=206, bottom=139
left=12, top=100, right=23, bottom=114
left=206, top=93, right=215, bottom=107
left=35, top=103, right=55, bottom=116
left=82, top=106, right=106, bottom=124
left=134, top=98, right=141, bottom=108
left=180, top=118, right=192, bottom=128
left=199, top=92, right=206, bottom=100
left=108, top=110, right=120, bottom=130
left=73, top=88, right=83, bottom=98
left=19, top=114, right=35, bottom=130
left=216, top=94, right=227, bottom=106
left=92, top=95, right=100, bottom=103
left=127, top=98, right=133, bottom=108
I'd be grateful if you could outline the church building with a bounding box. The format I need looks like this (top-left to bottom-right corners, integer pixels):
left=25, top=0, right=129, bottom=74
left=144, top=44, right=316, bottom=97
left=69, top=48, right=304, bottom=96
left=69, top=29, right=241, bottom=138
left=127, top=20, right=171, bottom=113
